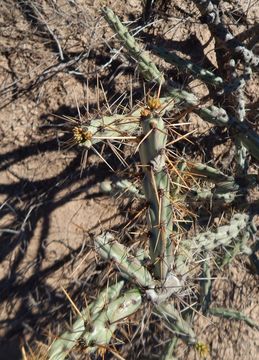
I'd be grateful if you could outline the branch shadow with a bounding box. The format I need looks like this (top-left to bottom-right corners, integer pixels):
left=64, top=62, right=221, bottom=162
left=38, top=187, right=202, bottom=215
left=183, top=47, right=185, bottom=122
left=0, top=117, right=136, bottom=354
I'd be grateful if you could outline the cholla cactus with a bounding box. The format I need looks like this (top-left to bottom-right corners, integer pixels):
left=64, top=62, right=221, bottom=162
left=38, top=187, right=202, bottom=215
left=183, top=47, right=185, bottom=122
left=48, top=4, right=259, bottom=359
left=138, top=97, right=173, bottom=280
left=49, top=282, right=142, bottom=359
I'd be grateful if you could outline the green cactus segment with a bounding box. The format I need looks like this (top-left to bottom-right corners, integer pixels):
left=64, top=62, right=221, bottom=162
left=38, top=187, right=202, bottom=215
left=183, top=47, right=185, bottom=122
left=48, top=281, right=124, bottom=360
left=219, top=230, right=252, bottom=267
left=76, top=97, right=175, bottom=149
left=95, top=232, right=156, bottom=289
left=154, top=302, right=196, bottom=344
left=139, top=112, right=173, bottom=280
left=185, top=213, right=249, bottom=252
left=233, top=121, right=259, bottom=161
left=77, top=111, right=140, bottom=149
left=162, top=337, right=178, bottom=360
left=188, top=166, right=257, bottom=203
left=81, top=288, right=142, bottom=353
left=154, top=46, right=223, bottom=86
left=167, top=88, right=199, bottom=107
left=200, top=257, right=212, bottom=314
left=187, top=162, right=231, bottom=182
left=208, top=307, right=259, bottom=331
left=102, top=7, right=164, bottom=83
left=166, top=88, right=231, bottom=125
left=197, top=105, right=230, bottom=126
left=189, top=188, right=236, bottom=203
left=167, top=89, right=259, bottom=161
left=196, top=108, right=259, bottom=160
left=100, top=179, right=145, bottom=199
left=187, top=163, right=257, bottom=202
left=235, top=137, right=247, bottom=175
left=175, top=213, right=250, bottom=276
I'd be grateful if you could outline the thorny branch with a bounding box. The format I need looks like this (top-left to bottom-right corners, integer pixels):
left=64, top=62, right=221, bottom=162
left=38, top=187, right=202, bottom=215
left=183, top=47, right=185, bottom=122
left=193, top=0, right=259, bottom=69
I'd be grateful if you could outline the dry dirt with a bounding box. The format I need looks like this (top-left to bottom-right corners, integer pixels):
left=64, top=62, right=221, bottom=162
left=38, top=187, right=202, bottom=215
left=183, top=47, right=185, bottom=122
left=0, top=1, right=258, bottom=359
